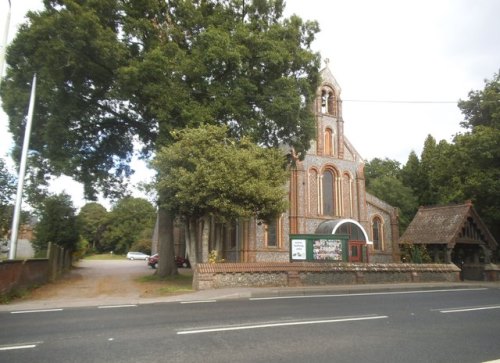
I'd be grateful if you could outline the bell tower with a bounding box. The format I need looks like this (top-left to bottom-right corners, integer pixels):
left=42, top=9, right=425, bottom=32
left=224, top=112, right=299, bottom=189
left=315, top=59, right=344, bottom=159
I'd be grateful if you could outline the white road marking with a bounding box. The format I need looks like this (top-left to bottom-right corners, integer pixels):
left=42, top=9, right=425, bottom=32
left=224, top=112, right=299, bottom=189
left=10, top=309, right=63, bottom=314
left=439, top=305, right=500, bottom=314
left=482, top=359, right=500, bottom=363
left=180, top=300, right=217, bottom=304
left=98, top=304, right=137, bottom=309
left=249, top=288, right=488, bottom=301
left=0, top=342, right=42, bottom=351
left=177, top=315, right=388, bottom=335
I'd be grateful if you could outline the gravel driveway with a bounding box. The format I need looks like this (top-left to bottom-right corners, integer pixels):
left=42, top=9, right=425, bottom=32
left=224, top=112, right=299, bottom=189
left=5, top=259, right=171, bottom=309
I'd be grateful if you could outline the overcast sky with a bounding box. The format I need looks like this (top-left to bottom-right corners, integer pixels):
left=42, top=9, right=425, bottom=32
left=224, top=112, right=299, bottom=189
left=1, top=0, right=499, bottom=208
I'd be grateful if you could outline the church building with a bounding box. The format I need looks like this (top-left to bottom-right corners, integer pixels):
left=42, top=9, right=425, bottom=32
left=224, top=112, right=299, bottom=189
left=221, top=64, right=400, bottom=264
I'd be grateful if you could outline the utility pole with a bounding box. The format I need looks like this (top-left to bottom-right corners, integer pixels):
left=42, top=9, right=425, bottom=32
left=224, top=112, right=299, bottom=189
left=8, top=74, right=36, bottom=260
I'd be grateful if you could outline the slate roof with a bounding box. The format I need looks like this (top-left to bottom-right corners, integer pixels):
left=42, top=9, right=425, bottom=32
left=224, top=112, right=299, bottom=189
left=400, top=201, right=497, bottom=249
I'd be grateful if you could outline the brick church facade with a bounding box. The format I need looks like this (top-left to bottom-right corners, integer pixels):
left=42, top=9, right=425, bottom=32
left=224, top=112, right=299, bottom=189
left=221, top=64, right=400, bottom=264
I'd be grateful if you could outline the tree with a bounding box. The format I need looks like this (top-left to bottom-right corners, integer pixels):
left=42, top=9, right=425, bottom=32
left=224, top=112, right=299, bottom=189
left=77, top=202, right=108, bottom=252
left=33, top=193, right=80, bottom=253
left=153, top=124, right=289, bottom=265
left=364, top=158, right=418, bottom=231
left=100, top=197, right=156, bottom=254
left=364, top=158, right=401, bottom=190
left=367, top=175, right=418, bottom=232
left=1, top=0, right=320, bottom=275
left=0, top=159, right=17, bottom=239
left=458, top=71, right=500, bottom=130
left=451, top=71, right=500, bottom=242
left=450, top=127, right=500, bottom=242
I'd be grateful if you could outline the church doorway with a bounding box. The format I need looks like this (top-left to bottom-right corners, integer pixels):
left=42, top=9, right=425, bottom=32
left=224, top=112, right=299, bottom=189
left=315, top=219, right=371, bottom=263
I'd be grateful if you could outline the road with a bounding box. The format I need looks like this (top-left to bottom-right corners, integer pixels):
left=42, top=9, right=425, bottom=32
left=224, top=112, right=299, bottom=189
left=1, top=285, right=500, bottom=362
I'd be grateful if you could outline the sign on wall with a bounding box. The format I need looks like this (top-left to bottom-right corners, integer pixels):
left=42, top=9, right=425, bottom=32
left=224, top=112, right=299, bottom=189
left=290, top=234, right=349, bottom=262
left=291, top=239, right=307, bottom=260
left=313, top=239, right=343, bottom=261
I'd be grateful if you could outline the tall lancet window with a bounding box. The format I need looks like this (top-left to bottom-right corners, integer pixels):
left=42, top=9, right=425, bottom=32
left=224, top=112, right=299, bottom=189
left=372, top=217, right=383, bottom=250
left=322, top=170, right=335, bottom=216
left=324, top=128, right=333, bottom=156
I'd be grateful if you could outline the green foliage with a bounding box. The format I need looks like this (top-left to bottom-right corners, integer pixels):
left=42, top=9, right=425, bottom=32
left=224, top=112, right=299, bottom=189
left=100, top=197, right=156, bottom=254
left=450, top=127, right=500, bottom=240
left=33, top=193, right=80, bottom=252
left=399, top=242, right=432, bottom=264
left=364, top=158, right=401, bottom=190
left=154, top=124, right=289, bottom=222
left=77, top=202, right=108, bottom=252
left=1, top=0, right=320, bottom=200
left=0, top=159, right=17, bottom=241
left=0, top=159, right=16, bottom=206
left=364, top=158, right=417, bottom=231
left=458, top=71, right=500, bottom=130
left=130, top=238, right=153, bottom=256
left=367, top=175, right=418, bottom=231
left=208, top=250, right=225, bottom=264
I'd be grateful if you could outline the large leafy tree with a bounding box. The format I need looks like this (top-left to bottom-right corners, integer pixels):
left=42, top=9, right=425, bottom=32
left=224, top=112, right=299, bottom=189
left=100, top=197, right=156, bottom=254
left=77, top=202, right=109, bottom=252
left=0, top=159, right=17, bottom=252
left=153, top=124, right=289, bottom=264
left=1, top=0, right=320, bottom=275
left=454, top=72, right=500, bottom=242
left=458, top=71, right=500, bottom=130
left=33, top=192, right=80, bottom=253
left=363, top=157, right=401, bottom=190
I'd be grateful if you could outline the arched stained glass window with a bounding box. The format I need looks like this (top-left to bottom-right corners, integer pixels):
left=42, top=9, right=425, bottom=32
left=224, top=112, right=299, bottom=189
left=322, top=170, right=335, bottom=216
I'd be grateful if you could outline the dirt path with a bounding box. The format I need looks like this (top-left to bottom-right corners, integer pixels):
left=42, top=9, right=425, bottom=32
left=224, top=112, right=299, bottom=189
left=30, top=260, right=155, bottom=299
left=9, top=259, right=190, bottom=309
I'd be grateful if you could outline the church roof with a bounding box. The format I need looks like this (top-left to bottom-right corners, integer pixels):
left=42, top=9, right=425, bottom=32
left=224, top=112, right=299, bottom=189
left=320, top=62, right=341, bottom=94
left=400, top=202, right=497, bottom=249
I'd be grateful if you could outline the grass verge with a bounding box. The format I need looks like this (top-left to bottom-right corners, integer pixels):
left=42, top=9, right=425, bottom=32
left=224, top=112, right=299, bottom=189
left=0, top=287, right=32, bottom=304
left=137, top=272, right=194, bottom=295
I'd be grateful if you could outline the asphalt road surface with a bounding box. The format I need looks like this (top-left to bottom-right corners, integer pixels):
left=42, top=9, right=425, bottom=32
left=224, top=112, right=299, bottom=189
left=1, top=285, right=500, bottom=363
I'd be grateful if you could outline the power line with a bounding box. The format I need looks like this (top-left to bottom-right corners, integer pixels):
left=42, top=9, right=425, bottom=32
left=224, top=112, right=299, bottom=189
left=342, top=99, right=458, bottom=104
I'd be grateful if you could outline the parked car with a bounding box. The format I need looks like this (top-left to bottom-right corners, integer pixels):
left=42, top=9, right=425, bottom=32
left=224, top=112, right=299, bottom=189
left=147, top=254, right=190, bottom=269
left=126, top=251, right=150, bottom=260
left=147, top=254, right=159, bottom=268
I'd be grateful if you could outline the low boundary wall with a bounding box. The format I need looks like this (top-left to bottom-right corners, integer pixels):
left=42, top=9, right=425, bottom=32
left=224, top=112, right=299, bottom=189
left=193, top=262, right=461, bottom=290
left=0, top=243, right=72, bottom=296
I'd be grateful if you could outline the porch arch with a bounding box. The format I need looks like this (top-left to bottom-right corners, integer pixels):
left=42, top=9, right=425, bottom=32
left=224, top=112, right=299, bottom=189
left=315, top=219, right=372, bottom=245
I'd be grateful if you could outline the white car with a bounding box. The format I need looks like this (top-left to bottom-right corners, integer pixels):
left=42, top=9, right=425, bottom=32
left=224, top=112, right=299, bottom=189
left=126, top=252, right=150, bottom=260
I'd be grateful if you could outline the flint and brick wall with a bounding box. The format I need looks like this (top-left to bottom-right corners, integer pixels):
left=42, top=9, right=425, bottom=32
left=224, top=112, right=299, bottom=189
left=193, top=262, right=461, bottom=290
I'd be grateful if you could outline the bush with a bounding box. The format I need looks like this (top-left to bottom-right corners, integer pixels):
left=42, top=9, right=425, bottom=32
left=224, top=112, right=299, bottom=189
left=400, top=242, right=431, bottom=263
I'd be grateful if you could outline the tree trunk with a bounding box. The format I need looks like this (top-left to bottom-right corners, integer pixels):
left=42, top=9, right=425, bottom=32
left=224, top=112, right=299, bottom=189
left=184, top=220, right=191, bottom=260
left=201, top=216, right=210, bottom=263
left=157, top=207, right=178, bottom=277
left=188, top=218, right=198, bottom=266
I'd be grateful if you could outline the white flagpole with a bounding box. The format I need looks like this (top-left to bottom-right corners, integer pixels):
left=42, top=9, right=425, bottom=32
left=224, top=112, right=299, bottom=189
left=8, top=73, right=36, bottom=260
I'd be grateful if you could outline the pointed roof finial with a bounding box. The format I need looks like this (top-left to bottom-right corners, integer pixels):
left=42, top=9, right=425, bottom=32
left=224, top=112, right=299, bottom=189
left=324, top=58, right=330, bottom=67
